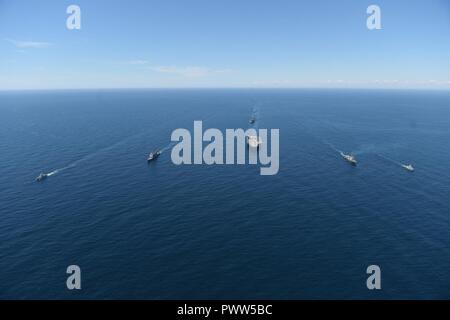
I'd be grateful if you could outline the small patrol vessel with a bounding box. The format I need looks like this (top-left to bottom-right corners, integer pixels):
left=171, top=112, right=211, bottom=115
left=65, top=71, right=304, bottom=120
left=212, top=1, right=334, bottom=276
left=340, top=152, right=357, bottom=165
left=402, top=164, right=414, bottom=172
left=36, top=173, right=48, bottom=182
left=246, top=135, right=262, bottom=148
left=147, top=150, right=161, bottom=162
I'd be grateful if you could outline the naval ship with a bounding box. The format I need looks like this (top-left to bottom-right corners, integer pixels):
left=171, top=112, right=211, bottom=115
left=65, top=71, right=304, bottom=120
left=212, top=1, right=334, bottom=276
left=147, top=150, right=161, bottom=162
left=340, top=152, right=357, bottom=165
left=36, top=173, right=48, bottom=182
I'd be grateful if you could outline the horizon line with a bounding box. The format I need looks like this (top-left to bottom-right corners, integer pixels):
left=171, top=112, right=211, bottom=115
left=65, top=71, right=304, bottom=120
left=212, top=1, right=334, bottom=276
left=2, top=86, right=450, bottom=92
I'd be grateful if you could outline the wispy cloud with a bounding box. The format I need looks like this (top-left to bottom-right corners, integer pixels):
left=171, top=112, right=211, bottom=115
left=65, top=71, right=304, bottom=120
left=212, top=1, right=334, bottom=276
left=125, top=60, right=149, bottom=65
left=149, top=66, right=209, bottom=77
left=244, top=79, right=450, bottom=89
left=148, top=66, right=234, bottom=78
left=5, top=38, right=52, bottom=49
left=214, top=69, right=234, bottom=74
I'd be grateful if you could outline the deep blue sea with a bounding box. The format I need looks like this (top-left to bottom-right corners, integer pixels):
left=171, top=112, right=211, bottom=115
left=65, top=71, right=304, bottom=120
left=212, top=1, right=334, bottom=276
left=1, top=89, right=450, bottom=299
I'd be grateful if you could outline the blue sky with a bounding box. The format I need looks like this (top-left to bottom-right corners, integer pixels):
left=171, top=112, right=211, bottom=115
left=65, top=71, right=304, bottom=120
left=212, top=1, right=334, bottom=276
left=1, top=0, right=450, bottom=90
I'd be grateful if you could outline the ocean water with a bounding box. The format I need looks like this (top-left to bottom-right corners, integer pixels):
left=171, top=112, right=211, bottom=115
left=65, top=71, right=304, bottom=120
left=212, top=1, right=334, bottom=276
left=1, top=89, right=450, bottom=299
